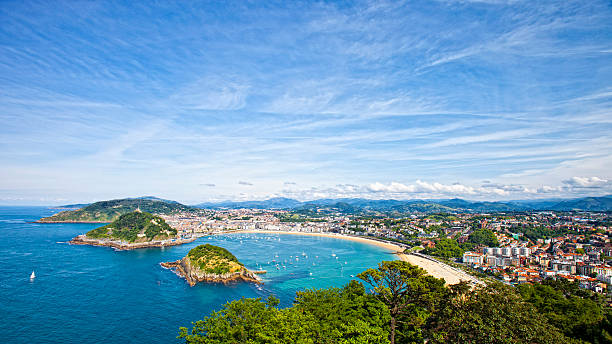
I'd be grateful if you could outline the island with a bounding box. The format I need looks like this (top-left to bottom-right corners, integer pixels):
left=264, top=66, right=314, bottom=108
left=36, top=197, right=195, bottom=223
left=69, top=211, right=196, bottom=250
left=161, top=244, right=265, bottom=286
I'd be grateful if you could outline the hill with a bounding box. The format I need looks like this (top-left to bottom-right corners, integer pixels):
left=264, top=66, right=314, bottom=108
left=84, top=211, right=178, bottom=243
left=161, top=244, right=263, bottom=286
left=547, top=195, right=612, bottom=211
left=37, top=197, right=194, bottom=223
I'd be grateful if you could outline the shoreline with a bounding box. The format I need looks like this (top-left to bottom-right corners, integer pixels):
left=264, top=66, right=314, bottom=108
left=215, top=230, right=406, bottom=253
left=398, top=252, right=483, bottom=286
left=34, top=220, right=109, bottom=224
left=69, top=235, right=198, bottom=250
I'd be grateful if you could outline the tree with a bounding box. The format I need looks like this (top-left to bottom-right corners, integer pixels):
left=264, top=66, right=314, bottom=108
left=179, top=283, right=392, bottom=344
left=422, top=238, right=464, bottom=258
left=467, top=228, right=499, bottom=247
left=428, top=283, right=575, bottom=344
left=518, top=279, right=611, bottom=343
left=294, top=281, right=390, bottom=344
left=357, top=261, right=446, bottom=344
left=178, top=295, right=316, bottom=344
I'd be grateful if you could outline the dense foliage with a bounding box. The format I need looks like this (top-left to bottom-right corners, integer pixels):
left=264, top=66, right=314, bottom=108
left=39, top=198, right=194, bottom=222
left=467, top=228, right=499, bottom=247
left=179, top=261, right=590, bottom=344
left=179, top=281, right=390, bottom=344
left=510, top=225, right=575, bottom=241
left=187, top=244, right=244, bottom=274
left=518, top=278, right=612, bottom=343
left=428, top=283, right=572, bottom=344
left=422, top=238, right=464, bottom=258
left=85, top=211, right=176, bottom=242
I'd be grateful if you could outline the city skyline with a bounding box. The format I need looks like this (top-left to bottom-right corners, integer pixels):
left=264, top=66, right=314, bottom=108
left=1, top=1, right=612, bottom=205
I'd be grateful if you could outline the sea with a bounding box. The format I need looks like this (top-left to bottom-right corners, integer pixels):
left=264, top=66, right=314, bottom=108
left=0, top=206, right=396, bottom=343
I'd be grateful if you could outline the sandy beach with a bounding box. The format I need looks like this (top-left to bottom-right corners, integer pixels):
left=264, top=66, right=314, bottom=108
left=215, top=230, right=481, bottom=285
left=398, top=253, right=483, bottom=286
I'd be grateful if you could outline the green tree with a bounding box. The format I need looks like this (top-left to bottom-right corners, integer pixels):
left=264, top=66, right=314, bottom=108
left=179, top=295, right=316, bottom=344
left=518, top=279, right=611, bottom=343
left=467, top=228, right=499, bottom=247
left=422, top=238, right=464, bottom=258
left=428, top=283, right=575, bottom=344
left=358, top=261, right=446, bottom=344
left=179, top=283, right=391, bottom=344
left=294, top=281, right=390, bottom=344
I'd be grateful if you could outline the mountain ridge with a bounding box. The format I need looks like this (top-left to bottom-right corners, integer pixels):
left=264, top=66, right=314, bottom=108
left=194, top=195, right=612, bottom=212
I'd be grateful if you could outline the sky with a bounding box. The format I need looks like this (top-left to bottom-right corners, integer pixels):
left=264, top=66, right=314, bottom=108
left=1, top=0, right=611, bottom=205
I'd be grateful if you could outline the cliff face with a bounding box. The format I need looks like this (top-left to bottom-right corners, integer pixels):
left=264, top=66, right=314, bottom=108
left=161, top=256, right=263, bottom=286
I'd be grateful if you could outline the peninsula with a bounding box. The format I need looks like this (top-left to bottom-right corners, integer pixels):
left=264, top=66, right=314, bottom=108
left=69, top=211, right=195, bottom=250
left=161, top=244, right=264, bottom=286
left=37, top=197, right=195, bottom=223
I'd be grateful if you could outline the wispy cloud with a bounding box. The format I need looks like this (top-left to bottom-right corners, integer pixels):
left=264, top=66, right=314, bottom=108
left=0, top=0, right=610, bottom=204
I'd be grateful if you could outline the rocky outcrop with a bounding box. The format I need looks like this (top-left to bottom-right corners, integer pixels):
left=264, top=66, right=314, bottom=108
left=69, top=235, right=197, bottom=250
left=161, top=255, right=264, bottom=286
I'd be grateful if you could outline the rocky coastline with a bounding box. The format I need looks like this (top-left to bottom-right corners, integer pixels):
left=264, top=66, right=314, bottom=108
left=35, top=220, right=108, bottom=223
left=69, top=234, right=197, bottom=250
left=161, top=255, right=265, bottom=286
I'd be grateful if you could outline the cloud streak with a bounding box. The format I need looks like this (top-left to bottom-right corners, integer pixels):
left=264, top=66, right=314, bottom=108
left=0, top=1, right=610, bottom=204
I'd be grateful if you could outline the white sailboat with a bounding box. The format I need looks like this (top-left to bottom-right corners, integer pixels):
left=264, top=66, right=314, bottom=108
left=30, top=271, right=36, bottom=280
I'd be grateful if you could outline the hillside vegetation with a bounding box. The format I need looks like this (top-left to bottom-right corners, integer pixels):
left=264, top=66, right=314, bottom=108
left=179, top=261, right=610, bottom=344
left=187, top=244, right=244, bottom=275
left=38, top=198, right=193, bottom=222
left=85, top=211, right=177, bottom=242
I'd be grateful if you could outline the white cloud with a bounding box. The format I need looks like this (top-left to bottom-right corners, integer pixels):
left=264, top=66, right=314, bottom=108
left=562, top=176, right=610, bottom=188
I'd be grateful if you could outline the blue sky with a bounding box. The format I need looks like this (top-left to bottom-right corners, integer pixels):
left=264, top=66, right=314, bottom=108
left=1, top=0, right=611, bottom=205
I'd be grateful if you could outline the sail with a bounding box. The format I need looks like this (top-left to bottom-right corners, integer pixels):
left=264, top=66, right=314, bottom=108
left=30, top=271, right=36, bottom=279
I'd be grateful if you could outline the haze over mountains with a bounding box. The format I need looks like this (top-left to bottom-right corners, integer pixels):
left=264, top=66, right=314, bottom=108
left=194, top=195, right=612, bottom=212
left=52, top=195, right=612, bottom=216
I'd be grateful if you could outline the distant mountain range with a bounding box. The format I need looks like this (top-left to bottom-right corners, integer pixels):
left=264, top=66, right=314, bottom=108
left=47, top=194, right=612, bottom=221
left=194, top=195, right=612, bottom=213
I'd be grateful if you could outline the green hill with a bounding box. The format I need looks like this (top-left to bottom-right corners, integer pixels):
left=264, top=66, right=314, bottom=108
left=37, top=198, right=194, bottom=222
left=85, top=211, right=177, bottom=243
left=187, top=244, right=244, bottom=275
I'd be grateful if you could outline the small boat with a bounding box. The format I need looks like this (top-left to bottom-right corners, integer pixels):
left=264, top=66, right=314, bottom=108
left=30, top=271, right=36, bottom=280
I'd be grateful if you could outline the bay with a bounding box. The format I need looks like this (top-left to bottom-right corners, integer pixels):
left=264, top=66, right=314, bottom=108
left=0, top=206, right=396, bottom=343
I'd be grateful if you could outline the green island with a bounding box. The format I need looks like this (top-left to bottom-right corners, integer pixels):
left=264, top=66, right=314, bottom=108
left=161, top=244, right=264, bottom=286
left=85, top=211, right=177, bottom=242
left=70, top=211, right=195, bottom=250
left=36, top=198, right=194, bottom=223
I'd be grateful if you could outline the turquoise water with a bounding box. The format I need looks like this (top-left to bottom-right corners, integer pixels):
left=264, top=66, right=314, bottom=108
left=0, top=207, right=396, bottom=343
